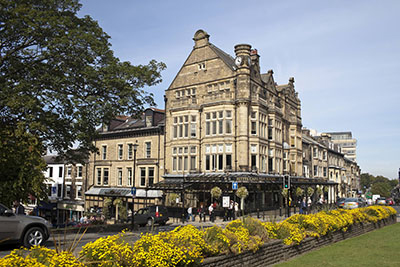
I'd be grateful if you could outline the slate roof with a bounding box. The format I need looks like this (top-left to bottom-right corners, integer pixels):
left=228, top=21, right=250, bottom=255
left=209, top=44, right=236, bottom=70
left=261, top=73, right=273, bottom=84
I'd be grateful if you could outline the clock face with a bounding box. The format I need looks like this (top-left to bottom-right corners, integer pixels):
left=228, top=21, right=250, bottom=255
left=235, top=56, right=243, bottom=66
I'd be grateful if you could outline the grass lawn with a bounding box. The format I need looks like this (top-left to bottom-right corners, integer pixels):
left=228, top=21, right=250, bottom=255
left=275, top=222, right=400, bottom=267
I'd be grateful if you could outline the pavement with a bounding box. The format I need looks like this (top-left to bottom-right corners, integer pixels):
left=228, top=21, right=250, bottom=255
left=2, top=206, right=398, bottom=258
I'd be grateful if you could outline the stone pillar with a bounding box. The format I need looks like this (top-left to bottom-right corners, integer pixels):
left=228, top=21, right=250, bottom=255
left=234, top=44, right=251, bottom=171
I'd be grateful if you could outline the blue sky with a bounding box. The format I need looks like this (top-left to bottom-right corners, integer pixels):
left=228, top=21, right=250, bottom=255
left=79, top=0, right=400, bottom=179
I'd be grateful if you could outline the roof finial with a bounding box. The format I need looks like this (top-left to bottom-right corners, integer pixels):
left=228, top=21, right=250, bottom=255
left=193, top=29, right=210, bottom=48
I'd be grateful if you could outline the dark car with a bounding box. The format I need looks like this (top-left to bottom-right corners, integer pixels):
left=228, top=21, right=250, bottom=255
left=129, top=205, right=169, bottom=227
left=336, top=198, right=346, bottom=208
left=0, top=203, right=51, bottom=247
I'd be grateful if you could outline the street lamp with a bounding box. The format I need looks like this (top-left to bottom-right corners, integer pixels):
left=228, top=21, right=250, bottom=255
left=131, top=142, right=138, bottom=231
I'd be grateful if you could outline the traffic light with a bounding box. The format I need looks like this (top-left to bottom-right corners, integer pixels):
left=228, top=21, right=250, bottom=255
left=283, top=175, right=290, bottom=189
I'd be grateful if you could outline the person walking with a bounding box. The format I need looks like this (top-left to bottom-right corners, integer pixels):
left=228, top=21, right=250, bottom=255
left=234, top=201, right=239, bottom=219
left=198, top=205, right=205, bottom=222
left=13, top=200, right=25, bottom=215
left=187, top=206, right=194, bottom=222
left=299, top=197, right=306, bottom=214
left=208, top=204, right=214, bottom=222
left=228, top=200, right=234, bottom=220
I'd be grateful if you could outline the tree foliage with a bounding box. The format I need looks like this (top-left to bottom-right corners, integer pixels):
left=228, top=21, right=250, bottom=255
left=360, top=173, right=397, bottom=197
left=0, top=125, right=47, bottom=207
left=0, top=0, right=166, bottom=204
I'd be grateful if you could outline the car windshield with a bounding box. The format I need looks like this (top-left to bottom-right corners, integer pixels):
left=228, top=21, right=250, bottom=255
left=0, top=204, right=7, bottom=214
left=345, top=198, right=358, bottom=202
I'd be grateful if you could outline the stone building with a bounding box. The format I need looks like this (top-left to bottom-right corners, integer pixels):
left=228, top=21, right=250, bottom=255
left=85, top=30, right=361, bottom=215
left=85, top=108, right=165, bottom=214
left=164, top=30, right=302, bottom=177
left=155, top=29, right=328, bottom=211
left=302, top=129, right=328, bottom=179
left=39, top=155, right=86, bottom=225
left=323, top=131, right=357, bottom=162
left=301, top=129, right=361, bottom=199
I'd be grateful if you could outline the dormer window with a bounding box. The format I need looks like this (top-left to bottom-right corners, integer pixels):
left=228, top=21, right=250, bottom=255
left=146, top=116, right=152, bottom=127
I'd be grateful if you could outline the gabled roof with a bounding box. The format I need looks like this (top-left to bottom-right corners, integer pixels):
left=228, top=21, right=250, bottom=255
left=209, top=44, right=236, bottom=71
left=43, top=155, right=64, bottom=164
left=261, top=73, right=272, bottom=84
left=98, top=108, right=165, bottom=134
left=302, top=135, right=325, bottom=148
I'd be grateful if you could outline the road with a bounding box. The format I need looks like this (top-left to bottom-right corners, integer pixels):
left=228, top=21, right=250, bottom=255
left=1, top=206, right=399, bottom=258
left=0, top=224, right=178, bottom=257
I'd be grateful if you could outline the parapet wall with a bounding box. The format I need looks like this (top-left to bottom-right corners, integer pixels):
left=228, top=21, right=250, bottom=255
left=202, top=216, right=396, bottom=267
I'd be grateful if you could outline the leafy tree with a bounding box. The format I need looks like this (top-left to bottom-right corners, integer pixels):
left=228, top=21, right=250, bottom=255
left=371, top=182, right=391, bottom=197
left=0, top=0, right=166, bottom=204
left=361, top=173, right=397, bottom=197
left=0, top=125, right=47, bottom=207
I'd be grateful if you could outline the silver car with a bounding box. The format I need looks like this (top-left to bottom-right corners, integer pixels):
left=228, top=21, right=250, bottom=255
left=0, top=203, right=51, bottom=247
left=343, top=198, right=362, bottom=209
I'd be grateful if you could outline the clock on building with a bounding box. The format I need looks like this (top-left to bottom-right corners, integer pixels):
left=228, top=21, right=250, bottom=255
left=234, top=56, right=243, bottom=66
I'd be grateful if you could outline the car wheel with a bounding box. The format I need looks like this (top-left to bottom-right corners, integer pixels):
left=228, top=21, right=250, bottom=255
left=147, top=218, right=154, bottom=227
left=23, top=227, right=45, bottom=247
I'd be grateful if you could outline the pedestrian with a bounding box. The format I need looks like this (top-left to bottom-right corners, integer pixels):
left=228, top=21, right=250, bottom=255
left=198, top=205, right=205, bottom=222
left=208, top=204, right=214, bottom=222
left=13, top=200, right=25, bottom=215
left=300, top=197, right=306, bottom=214
left=307, top=197, right=312, bottom=213
left=228, top=200, right=234, bottom=220
left=187, top=206, right=194, bottom=222
left=234, top=201, right=239, bottom=219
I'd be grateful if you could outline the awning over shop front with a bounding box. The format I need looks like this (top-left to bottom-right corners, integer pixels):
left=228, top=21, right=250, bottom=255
left=147, top=172, right=338, bottom=190
left=85, top=187, right=163, bottom=198
left=57, top=202, right=84, bottom=212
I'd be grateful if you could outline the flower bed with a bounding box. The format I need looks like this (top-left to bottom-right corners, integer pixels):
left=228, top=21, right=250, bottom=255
left=0, top=206, right=396, bottom=267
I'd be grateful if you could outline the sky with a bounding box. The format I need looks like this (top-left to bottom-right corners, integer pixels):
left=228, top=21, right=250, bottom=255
left=79, top=0, right=400, bottom=179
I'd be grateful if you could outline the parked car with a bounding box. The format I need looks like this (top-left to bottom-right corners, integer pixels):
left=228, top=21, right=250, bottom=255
left=336, top=198, right=346, bottom=208
left=376, top=197, right=387, bottom=205
left=343, top=198, right=363, bottom=209
left=128, top=205, right=169, bottom=227
left=386, top=198, right=394, bottom=206
left=0, top=203, right=51, bottom=247
left=357, top=198, right=367, bottom=207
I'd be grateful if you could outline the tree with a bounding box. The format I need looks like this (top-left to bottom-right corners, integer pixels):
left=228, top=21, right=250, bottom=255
left=371, top=182, right=391, bottom=197
left=361, top=173, right=396, bottom=197
left=0, top=0, right=166, bottom=204
left=0, top=125, right=48, bottom=207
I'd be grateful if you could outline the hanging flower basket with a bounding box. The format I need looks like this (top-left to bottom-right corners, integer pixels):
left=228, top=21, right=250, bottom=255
left=103, top=197, right=112, bottom=219
left=296, top=187, right=304, bottom=197
left=282, top=188, right=289, bottom=199
left=316, top=187, right=323, bottom=197
left=104, top=197, right=112, bottom=207
left=113, top=198, right=123, bottom=207
left=235, top=186, right=249, bottom=199
left=307, top=187, right=314, bottom=196
left=211, top=186, right=222, bottom=199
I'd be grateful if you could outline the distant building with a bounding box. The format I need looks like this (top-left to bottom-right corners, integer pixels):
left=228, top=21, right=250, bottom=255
left=41, top=155, right=86, bottom=224
left=323, top=132, right=357, bottom=162
left=85, top=108, right=165, bottom=214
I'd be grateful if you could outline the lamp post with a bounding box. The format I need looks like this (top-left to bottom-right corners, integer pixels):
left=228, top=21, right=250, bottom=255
left=131, top=142, right=138, bottom=231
